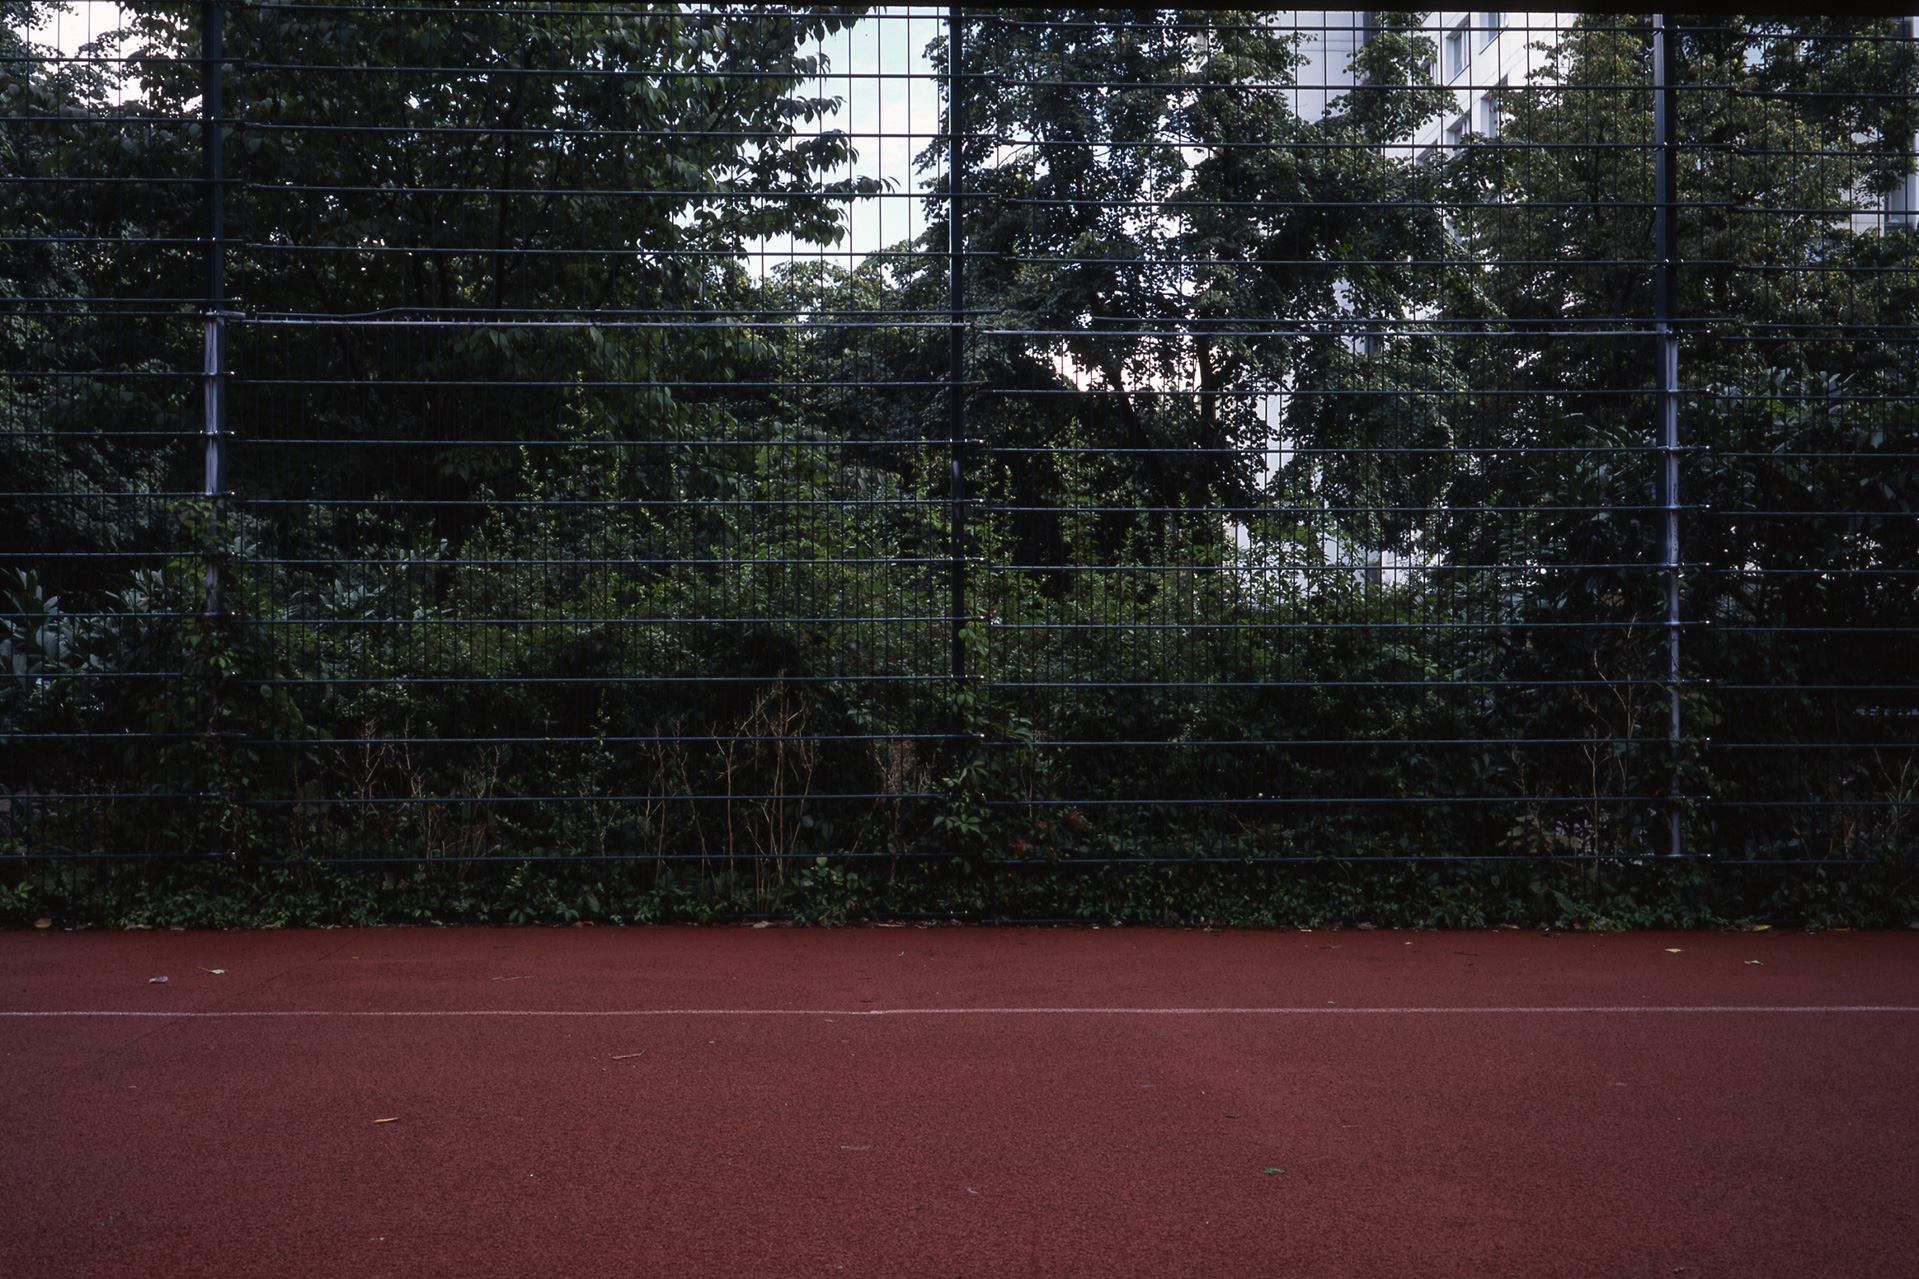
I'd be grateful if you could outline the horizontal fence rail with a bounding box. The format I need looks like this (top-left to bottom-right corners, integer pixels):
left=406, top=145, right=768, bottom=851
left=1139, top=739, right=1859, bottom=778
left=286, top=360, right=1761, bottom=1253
left=4, top=5, right=1917, bottom=925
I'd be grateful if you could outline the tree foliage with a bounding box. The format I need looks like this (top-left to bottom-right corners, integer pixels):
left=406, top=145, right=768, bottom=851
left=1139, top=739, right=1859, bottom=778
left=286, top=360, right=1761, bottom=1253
left=4, top=9, right=1916, bottom=921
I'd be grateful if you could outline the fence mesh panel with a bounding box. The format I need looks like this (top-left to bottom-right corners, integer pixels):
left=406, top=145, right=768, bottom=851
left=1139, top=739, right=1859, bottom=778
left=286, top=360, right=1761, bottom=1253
left=4, top=6, right=1916, bottom=921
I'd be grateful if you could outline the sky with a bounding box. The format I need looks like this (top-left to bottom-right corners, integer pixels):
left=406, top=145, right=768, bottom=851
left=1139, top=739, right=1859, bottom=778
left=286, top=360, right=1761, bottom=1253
left=764, top=9, right=944, bottom=271
left=25, top=0, right=136, bottom=104
left=26, top=0, right=118, bottom=52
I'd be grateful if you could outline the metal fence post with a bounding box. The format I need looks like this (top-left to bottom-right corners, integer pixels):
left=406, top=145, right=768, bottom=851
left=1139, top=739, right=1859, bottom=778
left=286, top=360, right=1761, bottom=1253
left=947, top=4, right=967, bottom=683
left=1653, top=14, right=1682, bottom=859
left=201, top=0, right=228, bottom=617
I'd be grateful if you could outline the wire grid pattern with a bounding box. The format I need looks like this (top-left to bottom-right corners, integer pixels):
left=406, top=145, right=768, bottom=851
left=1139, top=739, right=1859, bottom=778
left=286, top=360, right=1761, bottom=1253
left=3, top=7, right=1916, bottom=883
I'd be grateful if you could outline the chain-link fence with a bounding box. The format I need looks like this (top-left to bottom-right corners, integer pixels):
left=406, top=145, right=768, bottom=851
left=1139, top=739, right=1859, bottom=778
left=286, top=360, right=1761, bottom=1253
left=5, top=6, right=1917, bottom=923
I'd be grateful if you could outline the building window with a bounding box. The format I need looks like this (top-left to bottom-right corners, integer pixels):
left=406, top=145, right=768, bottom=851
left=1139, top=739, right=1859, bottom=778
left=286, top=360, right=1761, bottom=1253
left=1477, top=12, right=1503, bottom=52
left=1480, top=78, right=1505, bottom=136
left=1447, top=115, right=1468, bottom=150
left=1446, top=21, right=1467, bottom=78
left=1888, top=176, right=1915, bottom=229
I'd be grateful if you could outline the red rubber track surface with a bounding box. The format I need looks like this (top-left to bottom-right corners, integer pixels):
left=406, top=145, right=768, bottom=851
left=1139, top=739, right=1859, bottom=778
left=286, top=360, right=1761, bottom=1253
left=3, top=926, right=1916, bottom=1278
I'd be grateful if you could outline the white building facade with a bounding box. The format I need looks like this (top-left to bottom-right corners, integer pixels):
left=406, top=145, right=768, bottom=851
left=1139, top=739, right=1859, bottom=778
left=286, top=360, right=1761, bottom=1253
left=1288, top=11, right=1919, bottom=224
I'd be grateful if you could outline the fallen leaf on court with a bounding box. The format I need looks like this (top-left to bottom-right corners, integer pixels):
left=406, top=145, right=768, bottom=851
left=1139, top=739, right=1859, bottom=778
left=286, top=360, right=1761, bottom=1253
left=1751, top=925, right=1771, bottom=932
left=1745, top=960, right=1763, bottom=965
left=492, top=975, right=532, bottom=982
left=373, top=1117, right=399, bottom=1124
left=198, top=967, right=225, bottom=975
left=1262, top=1167, right=1285, bottom=1175
left=1665, top=948, right=1682, bottom=953
left=148, top=976, right=167, bottom=984
left=33, top=918, right=51, bottom=929
left=611, top=1052, right=644, bottom=1060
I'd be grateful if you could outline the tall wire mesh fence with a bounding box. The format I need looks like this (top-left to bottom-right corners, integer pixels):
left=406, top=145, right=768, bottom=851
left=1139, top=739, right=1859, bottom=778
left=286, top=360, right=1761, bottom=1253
left=4, top=6, right=1917, bottom=923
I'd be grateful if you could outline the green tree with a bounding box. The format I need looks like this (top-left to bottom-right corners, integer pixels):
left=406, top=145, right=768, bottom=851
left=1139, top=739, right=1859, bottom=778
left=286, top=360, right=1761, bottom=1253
left=1433, top=16, right=1919, bottom=856
left=853, top=9, right=1456, bottom=571
left=2, top=3, right=895, bottom=864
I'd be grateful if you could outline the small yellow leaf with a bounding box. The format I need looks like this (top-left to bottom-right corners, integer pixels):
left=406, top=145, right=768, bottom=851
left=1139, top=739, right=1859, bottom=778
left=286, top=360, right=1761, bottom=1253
left=1750, top=924, right=1771, bottom=932
left=1745, top=960, right=1763, bottom=966
left=373, top=1117, right=399, bottom=1124
left=1665, top=948, right=1682, bottom=953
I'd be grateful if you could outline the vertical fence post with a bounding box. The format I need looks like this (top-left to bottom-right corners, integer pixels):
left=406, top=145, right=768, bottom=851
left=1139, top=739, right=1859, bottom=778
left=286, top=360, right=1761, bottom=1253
left=1653, top=14, right=1682, bottom=858
left=201, top=0, right=227, bottom=617
left=947, top=5, right=967, bottom=683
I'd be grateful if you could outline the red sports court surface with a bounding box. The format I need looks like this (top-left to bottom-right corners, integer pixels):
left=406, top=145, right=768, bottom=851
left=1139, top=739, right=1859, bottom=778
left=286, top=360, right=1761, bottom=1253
left=2, top=925, right=1915, bottom=1278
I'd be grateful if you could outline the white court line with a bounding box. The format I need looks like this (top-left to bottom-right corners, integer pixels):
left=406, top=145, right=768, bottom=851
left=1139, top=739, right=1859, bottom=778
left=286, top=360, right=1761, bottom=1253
left=2, top=1006, right=1917, bottom=1018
